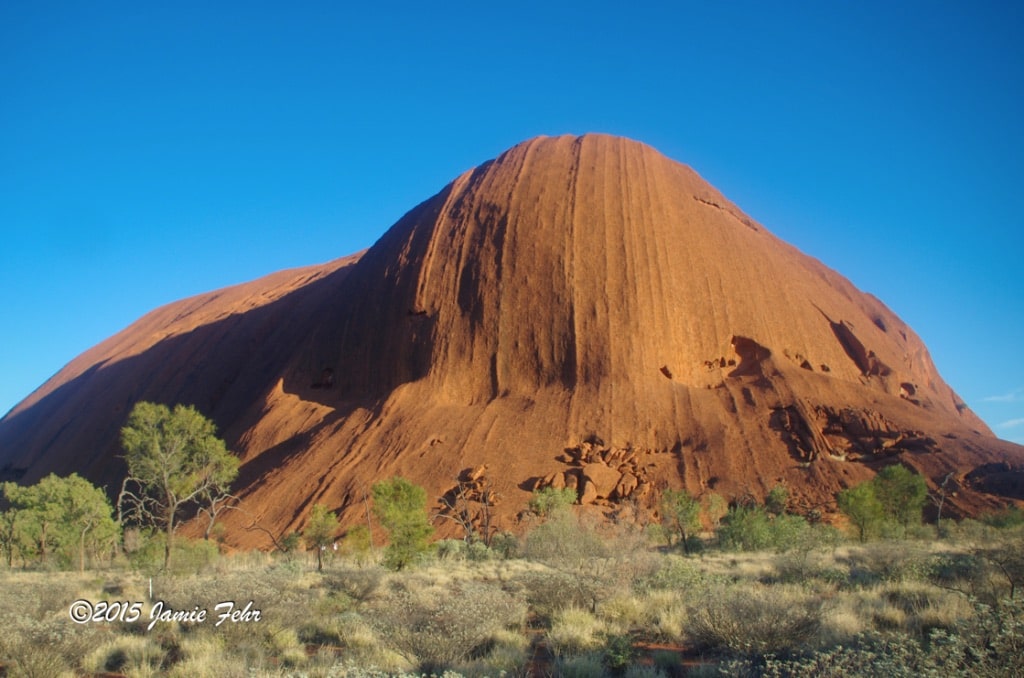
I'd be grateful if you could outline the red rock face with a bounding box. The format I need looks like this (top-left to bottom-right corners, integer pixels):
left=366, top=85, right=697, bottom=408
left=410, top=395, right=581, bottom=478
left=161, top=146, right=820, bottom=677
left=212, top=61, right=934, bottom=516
left=1, top=134, right=1020, bottom=547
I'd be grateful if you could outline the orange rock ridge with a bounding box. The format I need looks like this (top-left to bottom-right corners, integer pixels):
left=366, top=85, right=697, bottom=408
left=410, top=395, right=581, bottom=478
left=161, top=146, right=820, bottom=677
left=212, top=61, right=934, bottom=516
left=1, top=134, right=1020, bottom=547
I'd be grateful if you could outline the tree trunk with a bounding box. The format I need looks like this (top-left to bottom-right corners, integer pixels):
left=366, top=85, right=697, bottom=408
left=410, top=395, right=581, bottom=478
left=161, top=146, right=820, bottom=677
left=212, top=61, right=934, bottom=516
left=39, top=521, right=48, bottom=564
left=164, top=506, right=175, bottom=572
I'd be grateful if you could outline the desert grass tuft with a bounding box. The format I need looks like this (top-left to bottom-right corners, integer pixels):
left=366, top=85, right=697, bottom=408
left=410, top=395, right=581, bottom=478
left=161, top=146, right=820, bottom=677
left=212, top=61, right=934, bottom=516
left=547, top=606, right=607, bottom=656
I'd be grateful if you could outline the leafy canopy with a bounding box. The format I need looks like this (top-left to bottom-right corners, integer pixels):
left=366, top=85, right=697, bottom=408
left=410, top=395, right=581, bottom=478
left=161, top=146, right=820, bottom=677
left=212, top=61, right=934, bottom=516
left=836, top=464, right=927, bottom=541
left=661, top=488, right=701, bottom=553
left=303, top=503, right=340, bottom=572
left=119, top=401, right=238, bottom=570
left=1, top=473, right=119, bottom=570
left=372, top=477, right=433, bottom=570
left=837, top=478, right=887, bottom=542
left=872, top=464, right=928, bottom=530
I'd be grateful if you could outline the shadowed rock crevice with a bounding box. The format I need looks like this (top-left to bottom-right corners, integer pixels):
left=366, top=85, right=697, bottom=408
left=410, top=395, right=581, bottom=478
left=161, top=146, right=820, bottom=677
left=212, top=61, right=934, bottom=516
left=825, top=315, right=892, bottom=378
left=728, top=336, right=772, bottom=378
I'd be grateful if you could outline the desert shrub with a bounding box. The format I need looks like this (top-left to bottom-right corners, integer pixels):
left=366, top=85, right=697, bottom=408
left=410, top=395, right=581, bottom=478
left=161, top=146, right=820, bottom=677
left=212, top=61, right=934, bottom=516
left=489, top=531, right=519, bottom=559
left=0, top=630, right=74, bottom=678
left=340, top=523, right=373, bottom=564
left=329, top=611, right=412, bottom=671
left=324, top=564, right=383, bottom=603
left=635, top=554, right=707, bottom=592
left=602, top=632, right=636, bottom=673
left=553, top=651, right=607, bottom=678
left=625, top=664, right=668, bottom=678
left=165, top=635, right=239, bottom=678
left=82, top=635, right=166, bottom=675
left=522, top=567, right=606, bottom=621
left=717, top=505, right=773, bottom=551
left=718, top=506, right=813, bottom=553
left=765, top=484, right=789, bottom=516
left=723, top=596, right=1024, bottom=677
left=686, top=583, right=825, bottom=655
left=840, top=541, right=934, bottom=588
left=651, top=649, right=682, bottom=675
left=981, top=505, right=1024, bottom=529
left=523, top=510, right=608, bottom=567
left=975, top=533, right=1024, bottom=601
left=929, top=534, right=1024, bottom=605
left=529, top=486, right=578, bottom=517
left=435, top=539, right=467, bottom=560
left=129, top=533, right=219, bottom=575
left=0, top=587, right=102, bottom=678
left=459, top=628, right=530, bottom=676
left=773, top=525, right=843, bottom=584
left=766, top=514, right=814, bottom=552
left=465, top=539, right=494, bottom=561
left=368, top=579, right=526, bottom=671
left=880, top=581, right=970, bottom=636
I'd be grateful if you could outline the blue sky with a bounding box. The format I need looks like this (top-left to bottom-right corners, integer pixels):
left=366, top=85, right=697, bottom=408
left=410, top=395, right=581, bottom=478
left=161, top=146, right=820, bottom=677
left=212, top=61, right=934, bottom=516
left=2, top=1, right=1022, bottom=443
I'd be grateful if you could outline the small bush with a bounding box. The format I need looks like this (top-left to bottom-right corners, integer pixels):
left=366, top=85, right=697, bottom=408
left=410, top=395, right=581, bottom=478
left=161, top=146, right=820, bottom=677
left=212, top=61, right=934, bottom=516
left=435, top=539, right=466, bottom=560
left=522, top=568, right=605, bottom=621
left=82, top=635, right=165, bottom=675
left=369, top=579, right=526, bottom=671
left=635, top=554, right=706, bottom=592
left=523, top=511, right=608, bottom=567
left=489, top=531, right=519, bottom=559
left=724, top=597, right=1024, bottom=677
left=554, top=651, right=607, bottom=678
left=465, top=628, right=530, bottom=676
left=129, top=533, right=219, bottom=575
left=529, top=487, right=578, bottom=517
left=325, top=564, right=383, bottom=603
left=718, top=506, right=814, bottom=553
left=602, top=633, right=636, bottom=673
left=686, top=584, right=825, bottom=655
left=981, top=505, right=1024, bottom=529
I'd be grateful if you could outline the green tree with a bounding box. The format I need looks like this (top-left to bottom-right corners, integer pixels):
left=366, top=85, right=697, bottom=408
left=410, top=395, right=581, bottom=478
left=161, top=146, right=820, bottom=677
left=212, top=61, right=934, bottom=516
left=2, top=476, right=63, bottom=564
left=872, top=464, right=928, bottom=534
left=717, top=505, right=774, bottom=551
left=56, top=474, right=120, bottom=571
left=661, top=488, right=701, bottom=553
left=118, top=401, right=239, bottom=571
left=716, top=502, right=813, bottom=553
left=1, top=474, right=119, bottom=570
left=837, top=481, right=885, bottom=542
left=303, top=503, right=340, bottom=572
left=371, top=477, right=433, bottom=570
left=0, top=503, right=23, bottom=567
left=341, top=524, right=372, bottom=565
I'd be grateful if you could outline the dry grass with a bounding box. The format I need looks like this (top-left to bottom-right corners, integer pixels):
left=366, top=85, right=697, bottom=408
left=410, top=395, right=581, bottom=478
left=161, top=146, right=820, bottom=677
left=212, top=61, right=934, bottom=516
left=0, top=527, right=1021, bottom=676
left=547, top=606, right=606, bottom=656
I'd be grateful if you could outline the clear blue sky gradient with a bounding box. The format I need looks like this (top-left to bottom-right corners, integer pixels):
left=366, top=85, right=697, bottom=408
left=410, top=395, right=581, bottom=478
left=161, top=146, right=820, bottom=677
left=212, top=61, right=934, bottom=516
left=2, top=2, right=1022, bottom=443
